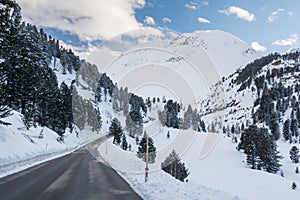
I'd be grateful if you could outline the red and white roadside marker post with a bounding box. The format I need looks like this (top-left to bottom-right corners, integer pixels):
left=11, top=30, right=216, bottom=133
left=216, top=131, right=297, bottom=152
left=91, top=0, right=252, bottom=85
left=145, top=133, right=149, bottom=183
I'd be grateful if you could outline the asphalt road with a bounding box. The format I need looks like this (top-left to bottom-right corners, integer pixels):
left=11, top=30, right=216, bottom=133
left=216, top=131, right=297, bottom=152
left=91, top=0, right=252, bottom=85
left=0, top=136, right=142, bottom=200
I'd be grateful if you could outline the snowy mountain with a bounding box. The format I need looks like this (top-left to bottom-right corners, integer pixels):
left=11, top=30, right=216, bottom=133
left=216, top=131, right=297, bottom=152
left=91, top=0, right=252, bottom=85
left=163, top=30, right=260, bottom=77
left=87, top=29, right=300, bottom=199
left=2, top=1, right=300, bottom=199
left=89, top=29, right=261, bottom=78
left=196, top=50, right=300, bottom=198
left=87, top=30, right=261, bottom=106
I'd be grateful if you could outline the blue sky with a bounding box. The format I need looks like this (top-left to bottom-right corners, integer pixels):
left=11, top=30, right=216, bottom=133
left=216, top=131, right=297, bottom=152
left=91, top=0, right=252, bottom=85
left=17, top=0, right=300, bottom=54
left=136, top=0, right=300, bottom=53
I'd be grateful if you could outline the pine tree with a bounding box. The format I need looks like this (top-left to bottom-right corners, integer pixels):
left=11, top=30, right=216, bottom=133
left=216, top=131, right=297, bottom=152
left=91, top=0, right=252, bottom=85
left=290, top=146, right=300, bottom=163
left=167, top=131, right=170, bottom=139
left=292, top=182, right=297, bottom=190
left=137, top=132, right=156, bottom=163
left=238, top=125, right=282, bottom=173
left=161, top=150, right=190, bottom=182
left=109, top=118, right=122, bottom=145
left=158, top=110, right=167, bottom=126
left=135, top=135, right=139, bottom=145
left=0, top=0, right=79, bottom=136
left=291, top=118, right=298, bottom=137
left=122, top=87, right=129, bottom=116
left=256, top=128, right=282, bottom=173
left=223, top=126, right=226, bottom=134
left=295, top=166, right=299, bottom=174
left=283, top=119, right=291, bottom=141
left=269, top=112, right=280, bottom=140
left=126, top=114, right=141, bottom=137
left=231, top=124, right=235, bottom=135
left=112, top=86, right=119, bottom=111
left=164, top=100, right=180, bottom=128
left=121, top=134, right=128, bottom=150
left=0, top=106, right=12, bottom=125
left=182, top=105, right=192, bottom=129
left=199, top=120, right=206, bottom=132
left=191, top=109, right=200, bottom=131
left=95, top=107, right=102, bottom=133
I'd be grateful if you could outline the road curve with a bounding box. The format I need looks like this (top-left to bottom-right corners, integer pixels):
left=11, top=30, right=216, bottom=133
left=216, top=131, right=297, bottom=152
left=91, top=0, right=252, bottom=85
left=0, top=136, right=142, bottom=200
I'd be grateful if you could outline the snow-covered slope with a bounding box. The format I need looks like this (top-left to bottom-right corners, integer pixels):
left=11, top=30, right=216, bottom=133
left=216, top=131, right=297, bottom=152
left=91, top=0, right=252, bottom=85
left=165, top=30, right=260, bottom=77
left=0, top=110, right=103, bottom=178
left=49, top=57, right=76, bottom=86
left=87, top=30, right=261, bottom=106
left=98, top=121, right=300, bottom=200
left=197, top=51, right=300, bottom=198
left=0, top=57, right=112, bottom=178
left=95, top=49, right=300, bottom=200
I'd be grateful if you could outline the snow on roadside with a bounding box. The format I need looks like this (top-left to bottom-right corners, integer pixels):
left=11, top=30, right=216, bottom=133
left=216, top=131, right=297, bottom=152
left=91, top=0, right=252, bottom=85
left=119, top=170, right=239, bottom=200
left=0, top=111, right=102, bottom=178
left=99, top=125, right=300, bottom=200
left=98, top=131, right=240, bottom=200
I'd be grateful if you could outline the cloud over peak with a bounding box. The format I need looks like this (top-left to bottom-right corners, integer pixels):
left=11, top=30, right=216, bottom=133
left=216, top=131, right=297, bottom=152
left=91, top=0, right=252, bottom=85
left=267, top=8, right=284, bottom=23
left=272, top=34, right=298, bottom=46
left=219, top=6, right=255, bottom=22
left=197, top=17, right=210, bottom=24
left=162, top=17, right=172, bottom=23
left=251, top=42, right=267, bottom=52
left=17, top=0, right=146, bottom=41
left=185, top=1, right=208, bottom=10
left=144, top=16, right=155, bottom=25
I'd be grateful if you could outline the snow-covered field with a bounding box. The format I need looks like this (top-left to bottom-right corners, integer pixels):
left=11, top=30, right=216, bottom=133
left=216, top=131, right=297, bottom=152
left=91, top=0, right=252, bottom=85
left=98, top=125, right=300, bottom=200
left=0, top=110, right=102, bottom=178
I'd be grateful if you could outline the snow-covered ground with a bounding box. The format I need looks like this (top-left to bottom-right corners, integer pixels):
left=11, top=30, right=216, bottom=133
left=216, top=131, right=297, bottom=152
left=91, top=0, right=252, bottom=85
left=0, top=110, right=102, bottom=178
left=49, top=57, right=76, bottom=86
left=98, top=131, right=240, bottom=200
left=98, top=123, right=300, bottom=200
left=197, top=54, right=300, bottom=198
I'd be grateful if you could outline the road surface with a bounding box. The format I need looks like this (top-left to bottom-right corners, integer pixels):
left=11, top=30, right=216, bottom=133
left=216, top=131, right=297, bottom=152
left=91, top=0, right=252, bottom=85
left=0, top=136, right=142, bottom=200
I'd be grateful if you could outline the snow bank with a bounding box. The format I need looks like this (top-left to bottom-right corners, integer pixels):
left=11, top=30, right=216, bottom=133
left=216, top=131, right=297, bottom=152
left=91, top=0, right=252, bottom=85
left=0, top=110, right=102, bottom=178
left=98, top=130, right=240, bottom=199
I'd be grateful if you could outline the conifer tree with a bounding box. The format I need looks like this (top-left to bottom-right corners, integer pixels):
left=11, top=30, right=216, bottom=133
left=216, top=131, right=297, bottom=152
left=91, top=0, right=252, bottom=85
left=121, top=134, right=128, bottom=150
left=290, top=146, right=300, bottom=163
left=109, top=118, right=122, bottom=145
left=238, top=125, right=282, bottom=173
left=283, top=119, right=291, bottom=141
left=137, top=132, right=156, bottom=163
left=161, top=150, right=190, bottom=182
left=0, top=106, right=12, bottom=125
left=292, top=182, right=297, bottom=190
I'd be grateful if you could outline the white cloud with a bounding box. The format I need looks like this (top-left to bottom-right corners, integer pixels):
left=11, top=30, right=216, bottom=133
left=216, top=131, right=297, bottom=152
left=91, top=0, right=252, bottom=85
left=185, top=3, right=197, bottom=10
left=162, top=17, right=172, bottom=23
left=16, top=0, right=146, bottom=41
left=144, top=16, right=155, bottom=26
left=201, top=1, right=209, bottom=6
left=267, top=8, right=284, bottom=23
left=218, top=6, right=255, bottom=22
left=197, top=17, right=210, bottom=24
left=185, top=1, right=208, bottom=10
left=251, top=42, right=267, bottom=52
left=288, top=11, right=293, bottom=16
left=272, top=34, right=298, bottom=46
